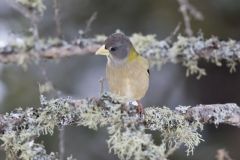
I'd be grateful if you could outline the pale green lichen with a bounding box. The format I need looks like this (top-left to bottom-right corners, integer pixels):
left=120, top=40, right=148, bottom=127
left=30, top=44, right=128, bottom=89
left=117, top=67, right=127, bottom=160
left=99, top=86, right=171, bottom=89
left=169, top=35, right=207, bottom=79
left=0, top=95, right=81, bottom=159
left=145, top=107, right=203, bottom=156
left=16, top=0, right=46, bottom=14
left=0, top=114, right=57, bottom=160
left=130, top=33, right=239, bottom=78
left=130, top=33, right=169, bottom=70
left=131, top=34, right=158, bottom=53
left=66, top=155, right=77, bottom=160
left=1, top=32, right=239, bottom=78
left=75, top=93, right=203, bottom=159
left=130, top=33, right=209, bottom=78
left=183, top=60, right=206, bottom=79
left=108, top=125, right=166, bottom=160
left=38, top=82, right=55, bottom=94
left=0, top=93, right=204, bottom=160
left=94, top=35, right=107, bottom=42
left=76, top=99, right=106, bottom=130
left=226, top=59, right=237, bottom=73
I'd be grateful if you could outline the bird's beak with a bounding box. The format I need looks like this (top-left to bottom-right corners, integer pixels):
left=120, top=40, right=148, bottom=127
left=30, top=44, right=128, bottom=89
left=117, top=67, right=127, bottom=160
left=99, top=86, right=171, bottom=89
left=95, top=45, right=110, bottom=56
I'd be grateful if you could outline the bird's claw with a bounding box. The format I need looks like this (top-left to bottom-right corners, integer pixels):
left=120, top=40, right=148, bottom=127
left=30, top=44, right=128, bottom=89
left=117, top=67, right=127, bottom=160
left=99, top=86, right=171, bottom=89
left=136, top=101, right=145, bottom=118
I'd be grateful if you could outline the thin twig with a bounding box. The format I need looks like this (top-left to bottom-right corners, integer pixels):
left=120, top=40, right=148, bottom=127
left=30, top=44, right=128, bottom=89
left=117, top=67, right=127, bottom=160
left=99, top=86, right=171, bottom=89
left=216, top=149, right=233, bottom=160
left=98, top=77, right=105, bottom=96
left=58, top=127, right=65, bottom=160
left=30, top=20, right=40, bottom=41
left=177, top=0, right=203, bottom=36
left=165, top=22, right=182, bottom=43
left=6, top=0, right=40, bottom=40
left=53, top=0, right=63, bottom=38
left=84, top=12, right=98, bottom=36
left=6, top=0, right=40, bottom=22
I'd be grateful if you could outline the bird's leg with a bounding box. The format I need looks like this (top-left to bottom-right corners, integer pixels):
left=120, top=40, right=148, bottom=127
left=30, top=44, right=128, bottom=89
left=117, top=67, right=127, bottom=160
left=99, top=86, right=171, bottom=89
left=136, top=100, right=144, bottom=117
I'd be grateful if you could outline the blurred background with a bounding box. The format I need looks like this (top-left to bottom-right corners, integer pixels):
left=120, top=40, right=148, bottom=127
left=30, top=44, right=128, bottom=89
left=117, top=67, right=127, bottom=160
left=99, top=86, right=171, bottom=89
left=0, top=0, right=240, bottom=159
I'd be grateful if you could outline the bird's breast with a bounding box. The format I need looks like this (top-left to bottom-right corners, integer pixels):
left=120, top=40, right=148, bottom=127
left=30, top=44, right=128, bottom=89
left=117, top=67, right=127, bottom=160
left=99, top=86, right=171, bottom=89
left=106, top=58, right=149, bottom=101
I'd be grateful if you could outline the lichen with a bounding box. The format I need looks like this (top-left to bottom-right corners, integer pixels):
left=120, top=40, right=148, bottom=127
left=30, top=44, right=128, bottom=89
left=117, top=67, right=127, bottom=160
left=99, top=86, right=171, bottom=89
left=74, top=93, right=203, bottom=159
left=0, top=109, right=58, bottom=160
left=130, top=33, right=169, bottom=70
left=183, top=60, right=206, bottom=79
left=145, top=107, right=203, bottom=155
left=108, top=125, right=166, bottom=160
left=16, top=0, right=46, bottom=15
left=0, top=93, right=204, bottom=159
left=1, top=32, right=239, bottom=78
left=0, top=95, right=81, bottom=159
left=130, top=33, right=239, bottom=78
left=38, top=82, right=54, bottom=94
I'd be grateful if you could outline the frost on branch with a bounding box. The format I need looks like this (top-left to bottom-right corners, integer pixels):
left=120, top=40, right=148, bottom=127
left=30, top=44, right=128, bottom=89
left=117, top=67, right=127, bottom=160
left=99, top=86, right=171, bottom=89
left=0, top=93, right=204, bottom=160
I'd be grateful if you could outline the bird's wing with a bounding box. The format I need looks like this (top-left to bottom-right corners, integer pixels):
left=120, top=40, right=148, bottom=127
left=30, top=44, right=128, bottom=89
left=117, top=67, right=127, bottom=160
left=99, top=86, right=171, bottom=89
left=137, top=55, right=150, bottom=74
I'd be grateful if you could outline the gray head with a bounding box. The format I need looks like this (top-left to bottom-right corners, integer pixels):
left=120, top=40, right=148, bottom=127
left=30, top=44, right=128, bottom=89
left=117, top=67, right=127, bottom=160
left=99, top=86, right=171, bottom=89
left=104, top=33, right=133, bottom=60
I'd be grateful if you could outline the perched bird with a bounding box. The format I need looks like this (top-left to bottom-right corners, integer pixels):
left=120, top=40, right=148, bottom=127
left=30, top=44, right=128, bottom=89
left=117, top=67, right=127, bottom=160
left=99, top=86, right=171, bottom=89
left=96, top=33, right=149, bottom=114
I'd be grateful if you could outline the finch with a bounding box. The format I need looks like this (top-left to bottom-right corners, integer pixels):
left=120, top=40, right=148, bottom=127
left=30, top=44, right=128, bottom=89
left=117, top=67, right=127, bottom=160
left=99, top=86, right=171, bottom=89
left=96, top=33, right=149, bottom=114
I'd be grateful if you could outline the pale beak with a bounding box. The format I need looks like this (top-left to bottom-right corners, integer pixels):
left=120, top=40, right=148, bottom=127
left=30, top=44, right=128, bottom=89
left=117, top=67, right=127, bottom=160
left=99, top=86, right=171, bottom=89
left=95, top=45, right=110, bottom=56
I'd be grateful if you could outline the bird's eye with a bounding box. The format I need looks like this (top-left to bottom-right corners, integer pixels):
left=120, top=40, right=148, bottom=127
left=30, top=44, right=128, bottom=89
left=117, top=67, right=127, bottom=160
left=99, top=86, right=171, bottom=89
left=110, top=47, right=117, bottom=51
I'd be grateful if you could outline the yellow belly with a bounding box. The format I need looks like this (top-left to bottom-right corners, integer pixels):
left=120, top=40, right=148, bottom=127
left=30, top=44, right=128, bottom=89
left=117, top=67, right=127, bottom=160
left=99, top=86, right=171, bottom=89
left=106, top=57, right=149, bottom=101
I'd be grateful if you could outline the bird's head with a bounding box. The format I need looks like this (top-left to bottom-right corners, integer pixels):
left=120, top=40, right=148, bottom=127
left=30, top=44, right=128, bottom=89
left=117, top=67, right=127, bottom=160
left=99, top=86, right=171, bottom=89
left=96, top=33, right=138, bottom=63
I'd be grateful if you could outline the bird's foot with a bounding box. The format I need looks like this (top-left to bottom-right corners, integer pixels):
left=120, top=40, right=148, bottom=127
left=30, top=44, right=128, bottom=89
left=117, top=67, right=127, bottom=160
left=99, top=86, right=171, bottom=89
left=136, top=100, right=144, bottom=118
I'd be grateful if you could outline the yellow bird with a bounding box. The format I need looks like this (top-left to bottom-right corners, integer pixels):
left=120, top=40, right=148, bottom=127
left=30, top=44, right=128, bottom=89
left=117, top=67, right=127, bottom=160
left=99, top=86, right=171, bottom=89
left=96, top=33, right=149, bottom=114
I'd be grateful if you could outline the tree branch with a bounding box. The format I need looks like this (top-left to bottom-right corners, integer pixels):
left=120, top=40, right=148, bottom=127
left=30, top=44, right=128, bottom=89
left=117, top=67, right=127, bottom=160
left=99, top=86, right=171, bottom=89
left=0, top=96, right=239, bottom=134
left=176, top=103, right=240, bottom=127
left=53, top=0, right=63, bottom=38
left=177, top=0, right=203, bottom=36
left=58, top=126, right=65, bottom=160
left=0, top=34, right=239, bottom=78
left=0, top=93, right=239, bottom=159
left=215, top=149, right=233, bottom=160
left=0, top=38, right=101, bottom=64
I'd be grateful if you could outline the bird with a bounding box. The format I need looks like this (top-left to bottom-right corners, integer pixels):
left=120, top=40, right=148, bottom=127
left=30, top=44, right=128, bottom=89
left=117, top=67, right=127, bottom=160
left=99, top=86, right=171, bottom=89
left=95, top=32, right=149, bottom=115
